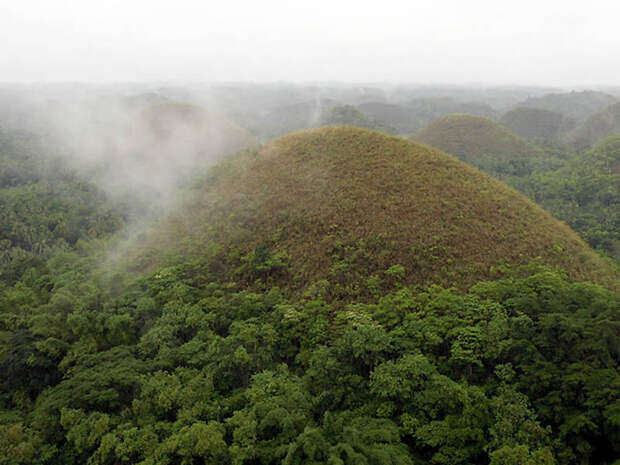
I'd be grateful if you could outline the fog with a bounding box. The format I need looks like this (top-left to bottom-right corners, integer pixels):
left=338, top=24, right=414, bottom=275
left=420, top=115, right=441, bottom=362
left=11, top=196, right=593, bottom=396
left=1, top=0, right=619, bottom=86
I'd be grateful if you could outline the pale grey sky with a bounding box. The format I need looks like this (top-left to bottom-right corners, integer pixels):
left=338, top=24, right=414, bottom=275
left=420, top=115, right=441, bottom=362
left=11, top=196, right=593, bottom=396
left=1, top=0, right=619, bottom=85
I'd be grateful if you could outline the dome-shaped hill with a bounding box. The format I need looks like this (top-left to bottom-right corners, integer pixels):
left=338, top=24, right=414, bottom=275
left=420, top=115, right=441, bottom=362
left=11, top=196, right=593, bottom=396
left=413, top=114, right=545, bottom=177
left=500, top=107, right=564, bottom=141
left=141, top=126, right=614, bottom=292
left=319, top=105, right=396, bottom=134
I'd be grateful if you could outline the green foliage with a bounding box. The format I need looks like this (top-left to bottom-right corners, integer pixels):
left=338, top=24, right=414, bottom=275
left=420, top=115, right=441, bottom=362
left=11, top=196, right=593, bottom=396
left=2, top=231, right=618, bottom=465
left=0, top=130, right=125, bottom=285
left=0, top=126, right=618, bottom=465
left=514, top=134, right=620, bottom=259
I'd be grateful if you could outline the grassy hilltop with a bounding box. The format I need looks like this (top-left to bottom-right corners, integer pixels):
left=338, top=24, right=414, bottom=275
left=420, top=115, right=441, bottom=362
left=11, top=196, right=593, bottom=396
left=141, top=126, right=614, bottom=292
left=413, top=114, right=555, bottom=177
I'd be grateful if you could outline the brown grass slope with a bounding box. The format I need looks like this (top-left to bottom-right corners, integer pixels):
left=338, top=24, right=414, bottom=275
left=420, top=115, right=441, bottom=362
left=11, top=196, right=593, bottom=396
left=143, top=126, right=614, bottom=291
left=413, top=114, right=544, bottom=171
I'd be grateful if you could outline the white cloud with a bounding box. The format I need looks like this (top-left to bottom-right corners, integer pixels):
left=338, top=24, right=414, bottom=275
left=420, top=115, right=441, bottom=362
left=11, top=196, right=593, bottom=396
left=0, top=0, right=619, bottom=84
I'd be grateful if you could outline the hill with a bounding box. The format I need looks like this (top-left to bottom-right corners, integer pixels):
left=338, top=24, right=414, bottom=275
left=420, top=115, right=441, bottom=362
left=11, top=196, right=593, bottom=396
left=565, top=102, right=620, bottom=151
left=519, top=90, right=618, bottom=123
left=357, top=102, right=421, bottom=134
left=319, top=105, right=395, bottom=133
left=359, top=98, right=497, bottom=134
left=500, top=107, right=564, bottom=141
left=142, top=126, right=613, bottom=291
left=413, top=114, right=553, bottom=177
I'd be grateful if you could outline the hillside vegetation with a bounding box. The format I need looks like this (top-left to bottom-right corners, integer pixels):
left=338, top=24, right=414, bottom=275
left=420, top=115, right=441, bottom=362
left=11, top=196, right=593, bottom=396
left=0, top=126, right=618, bottom=465
left=514, top=134, right=620, bottom=260
left=0, top=129, right=126, bottom=282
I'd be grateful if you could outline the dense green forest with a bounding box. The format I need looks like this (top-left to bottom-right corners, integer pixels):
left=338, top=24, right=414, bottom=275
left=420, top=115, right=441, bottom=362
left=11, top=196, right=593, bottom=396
left=0, top=119, right=618, bottom=465
left=0, top=129, right=127, bottom=283
left=513, top=135, right=620, bottom=260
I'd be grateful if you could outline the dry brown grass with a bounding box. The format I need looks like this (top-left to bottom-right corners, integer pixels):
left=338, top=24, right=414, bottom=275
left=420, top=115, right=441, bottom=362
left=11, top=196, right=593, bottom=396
left=413, top=114, right=547, bottom=178
left=140, top=126, right=616, bottom=291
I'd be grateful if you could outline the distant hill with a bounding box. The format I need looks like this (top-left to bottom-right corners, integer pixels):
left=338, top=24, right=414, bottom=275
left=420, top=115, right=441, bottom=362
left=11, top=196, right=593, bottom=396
left=414, top=114, right=551, bottom=177
left=500, top=107, right=564, bottom=141
left=519, top=90, right=617, bottom=123
left=565, top=102, right=620, bottom=151
left=359, top=98, right=497, bottom=134
left=254, top=99, right=339, bottom=139
left=140, top=126, right=614, bottom=290
left=357, top=102, right=422, bottom=134
left=319, top=105, right=396, bottom=133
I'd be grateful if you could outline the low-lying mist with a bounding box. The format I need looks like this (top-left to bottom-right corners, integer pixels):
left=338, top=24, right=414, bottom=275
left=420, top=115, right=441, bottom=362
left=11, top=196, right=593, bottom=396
left=1, top=86, right=256, bottom=228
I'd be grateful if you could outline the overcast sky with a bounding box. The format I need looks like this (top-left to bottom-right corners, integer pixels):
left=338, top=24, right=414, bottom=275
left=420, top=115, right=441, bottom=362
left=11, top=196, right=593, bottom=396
left=1, top=0, right=619, bottom=86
